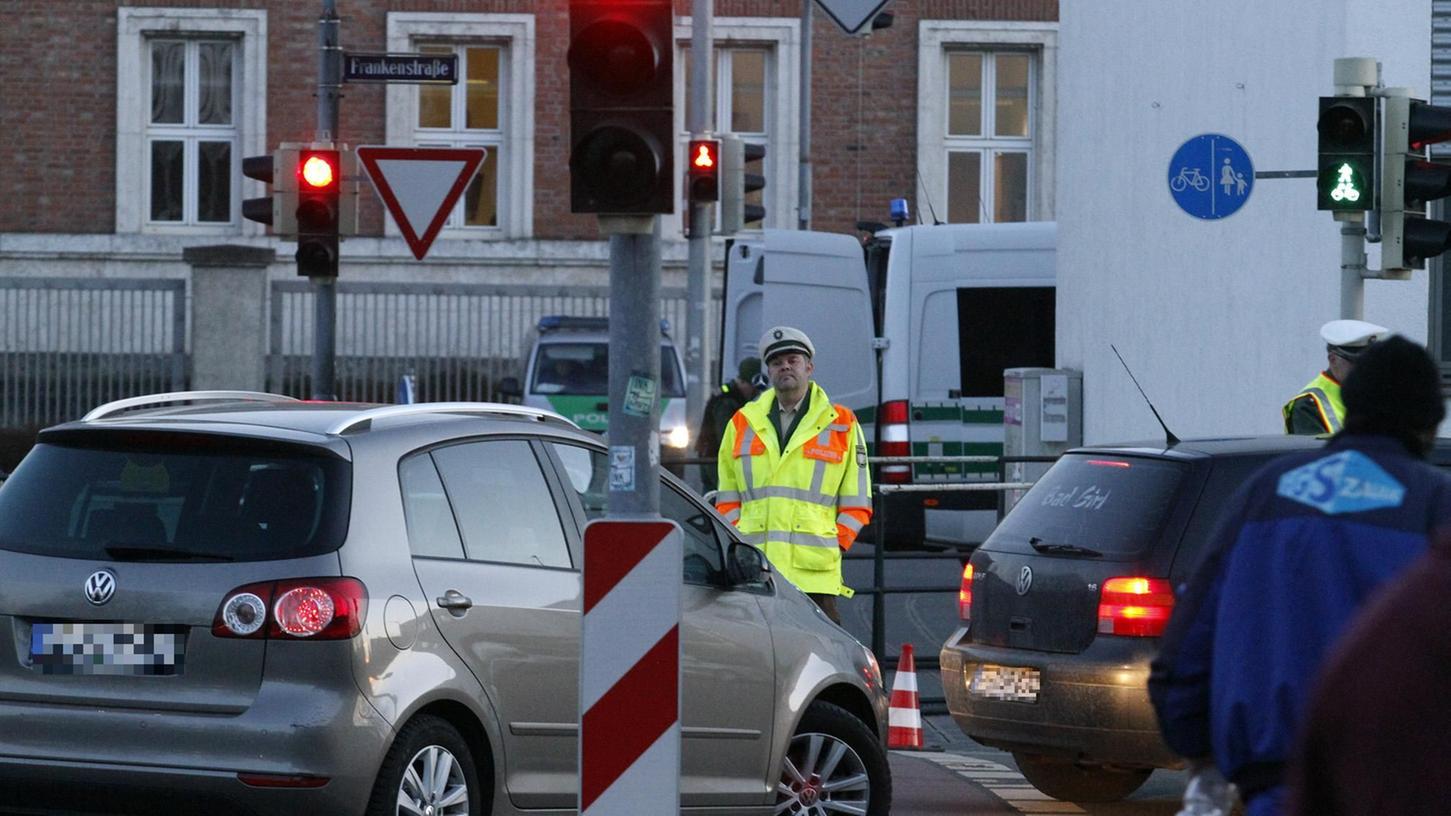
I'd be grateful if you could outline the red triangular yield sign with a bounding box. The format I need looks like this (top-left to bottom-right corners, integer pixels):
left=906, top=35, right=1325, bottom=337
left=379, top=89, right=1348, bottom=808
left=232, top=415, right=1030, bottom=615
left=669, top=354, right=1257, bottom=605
left=356, top=146, right=487, bottom=260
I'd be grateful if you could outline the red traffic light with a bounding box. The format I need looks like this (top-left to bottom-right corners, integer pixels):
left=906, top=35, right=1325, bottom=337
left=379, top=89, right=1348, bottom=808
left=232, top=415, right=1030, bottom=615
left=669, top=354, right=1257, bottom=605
left=298, top=151, right=339, bottom=190
left=690, top=140, right=718, bottom=173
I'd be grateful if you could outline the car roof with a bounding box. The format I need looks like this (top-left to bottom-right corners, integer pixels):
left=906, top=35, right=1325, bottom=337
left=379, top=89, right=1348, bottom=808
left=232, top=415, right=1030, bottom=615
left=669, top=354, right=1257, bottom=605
left=1070, top=434, right=1328, bottom=462
left=43, top=395, right=586, bottom=448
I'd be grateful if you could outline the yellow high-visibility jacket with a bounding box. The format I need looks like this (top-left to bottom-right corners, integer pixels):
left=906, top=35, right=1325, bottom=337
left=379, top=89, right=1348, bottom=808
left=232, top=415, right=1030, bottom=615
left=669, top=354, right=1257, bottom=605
left=714, top=382, right=872, bottom=597
left=1283, top=371, right=1345, bottom=435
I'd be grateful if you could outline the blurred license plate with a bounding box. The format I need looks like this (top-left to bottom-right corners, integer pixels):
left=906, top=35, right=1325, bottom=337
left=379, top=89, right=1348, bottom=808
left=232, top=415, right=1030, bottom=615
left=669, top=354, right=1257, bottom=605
left=969, top=664, right=1040, bottom=702
left=30, top=622, right=186, bottom=676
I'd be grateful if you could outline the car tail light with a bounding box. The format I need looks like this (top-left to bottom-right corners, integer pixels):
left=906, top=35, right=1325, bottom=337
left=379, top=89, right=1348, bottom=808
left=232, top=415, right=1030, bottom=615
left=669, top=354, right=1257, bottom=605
left=1097, top=577, right=1174, bottom=637
left=958, top=563, right=974, bottom=621
left=213, top=578, right=367, bottom=640
left=879, top=400, right=910, bottom=484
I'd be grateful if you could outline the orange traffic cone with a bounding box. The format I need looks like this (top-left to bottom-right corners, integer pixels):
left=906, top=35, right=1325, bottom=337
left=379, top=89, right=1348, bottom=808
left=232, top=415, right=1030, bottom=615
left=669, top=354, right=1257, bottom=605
left=887, top=643, right=924, bottom=750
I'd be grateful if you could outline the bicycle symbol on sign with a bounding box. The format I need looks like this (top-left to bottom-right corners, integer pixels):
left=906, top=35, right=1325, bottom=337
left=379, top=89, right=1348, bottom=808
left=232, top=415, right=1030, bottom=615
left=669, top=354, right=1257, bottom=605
left=1170, top=167, right=1211, bottom=193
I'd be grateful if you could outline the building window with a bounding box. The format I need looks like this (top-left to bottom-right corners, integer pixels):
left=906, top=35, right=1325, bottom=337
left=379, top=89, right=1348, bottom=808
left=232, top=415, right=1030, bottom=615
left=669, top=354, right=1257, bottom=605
left=117, top=9, right=267, bottom=235
left=146, top=39, right=239, bottom=225
left=673, top=18, right=801, bottom=240
left=918, top=21, right=1057, bottom=225
left=387, top=13, right=534, bottom=241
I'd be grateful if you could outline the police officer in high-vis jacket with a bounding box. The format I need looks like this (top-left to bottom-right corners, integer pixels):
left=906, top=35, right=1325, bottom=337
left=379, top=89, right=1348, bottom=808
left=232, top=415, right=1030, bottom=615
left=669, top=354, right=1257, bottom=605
left=714, top=326, right=872, bottom=624
left=1283, top=319, right=1388, bottom=435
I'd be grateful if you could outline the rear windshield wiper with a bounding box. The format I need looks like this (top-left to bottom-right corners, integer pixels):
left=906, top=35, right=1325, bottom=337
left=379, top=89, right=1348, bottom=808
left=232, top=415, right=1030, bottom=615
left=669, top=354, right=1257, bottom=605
left=103, top=545, right=234, bottom=562
left=1028, top=537, right=1103, bottom=558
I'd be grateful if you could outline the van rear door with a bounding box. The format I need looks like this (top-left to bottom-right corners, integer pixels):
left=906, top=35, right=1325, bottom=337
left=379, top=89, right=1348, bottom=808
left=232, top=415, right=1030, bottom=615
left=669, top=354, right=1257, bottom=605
left=719, top=230, right=877, bottom=413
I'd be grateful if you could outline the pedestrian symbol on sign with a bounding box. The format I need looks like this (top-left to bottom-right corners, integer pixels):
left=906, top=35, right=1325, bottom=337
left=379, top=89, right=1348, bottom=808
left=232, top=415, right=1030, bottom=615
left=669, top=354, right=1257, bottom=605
left=1168, top=134, right=1254, bottom=220
left=1330, top=164, right=1362, bottom=203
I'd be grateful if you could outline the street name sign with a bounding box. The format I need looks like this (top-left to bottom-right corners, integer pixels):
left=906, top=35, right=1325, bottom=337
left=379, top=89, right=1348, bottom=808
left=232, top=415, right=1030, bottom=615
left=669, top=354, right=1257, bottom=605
left=355, top=146, right=486, bottom=260
left=815, top=0, right=892, bottom=35
left=1168, top=133, right=1255, bottom=220
left=342, top=53, right=458, bottom=84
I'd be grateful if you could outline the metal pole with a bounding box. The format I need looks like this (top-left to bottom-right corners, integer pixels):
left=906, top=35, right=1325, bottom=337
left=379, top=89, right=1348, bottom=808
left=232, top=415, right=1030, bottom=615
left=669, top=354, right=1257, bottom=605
left=872, top=482, right=886, bottom=661
left=686, top=1, right=715, bottom=483
left=605, top=217, right=663, bottom=517
left=1332, top=57, right=1378, bottom=320
left=797, top=0, right=812, bottom=230
left=311, top=0, right=341, bottom=400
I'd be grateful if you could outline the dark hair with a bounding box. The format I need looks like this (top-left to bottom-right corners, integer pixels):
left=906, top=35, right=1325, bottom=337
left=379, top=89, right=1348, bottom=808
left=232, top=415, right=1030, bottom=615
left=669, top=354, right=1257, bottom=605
left=1341, top=336, right=1445, bottom=455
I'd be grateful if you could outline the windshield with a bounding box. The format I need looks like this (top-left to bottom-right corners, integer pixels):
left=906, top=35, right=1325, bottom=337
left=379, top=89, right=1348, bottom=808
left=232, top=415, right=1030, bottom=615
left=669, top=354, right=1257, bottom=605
left=0, top=437, right=351, bottom=562
left=986, top=454, right=1188, bottom=558
left=531, top=342, right=685, bottom=397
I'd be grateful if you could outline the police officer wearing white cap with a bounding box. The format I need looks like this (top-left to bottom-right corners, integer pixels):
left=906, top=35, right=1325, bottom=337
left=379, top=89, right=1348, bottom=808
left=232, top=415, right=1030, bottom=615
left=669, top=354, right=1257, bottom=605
left=1282, top=319, right=1390, bottom=435
left=714, top=326, right=873, bottom=624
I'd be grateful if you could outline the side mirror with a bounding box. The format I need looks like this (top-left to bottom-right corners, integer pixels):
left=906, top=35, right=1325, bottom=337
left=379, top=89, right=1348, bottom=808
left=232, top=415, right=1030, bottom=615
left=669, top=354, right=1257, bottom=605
left=726, top=541, right=769, bottom=585
left=497, top=376, right=522, bottom=398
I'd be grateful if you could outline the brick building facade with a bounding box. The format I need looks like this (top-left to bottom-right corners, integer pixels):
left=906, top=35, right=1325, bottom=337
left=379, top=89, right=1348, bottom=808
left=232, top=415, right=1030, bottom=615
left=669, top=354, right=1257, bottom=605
left=1, top=0, right=1057, bottom=272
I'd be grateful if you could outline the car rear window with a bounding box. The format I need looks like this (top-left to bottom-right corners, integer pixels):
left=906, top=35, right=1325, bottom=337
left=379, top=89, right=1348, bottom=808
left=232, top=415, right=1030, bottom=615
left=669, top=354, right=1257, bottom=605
left=0, top=436, right=351, bottom=562
left=985, top=454, right=1189, bottom=557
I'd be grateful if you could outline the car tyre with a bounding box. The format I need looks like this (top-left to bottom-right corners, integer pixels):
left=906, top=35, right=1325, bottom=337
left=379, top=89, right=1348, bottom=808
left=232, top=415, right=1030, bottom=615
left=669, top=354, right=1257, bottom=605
left=367, top=715, right=483, bottom=816
left=777, top=701, right=891, bottom=816
left=1013, top=752, right=1151, bottom=802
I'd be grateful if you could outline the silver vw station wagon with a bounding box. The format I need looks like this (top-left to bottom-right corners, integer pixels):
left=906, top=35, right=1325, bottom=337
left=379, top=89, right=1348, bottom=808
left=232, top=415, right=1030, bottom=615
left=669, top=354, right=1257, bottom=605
left=0, top=393, right=890, bottom=816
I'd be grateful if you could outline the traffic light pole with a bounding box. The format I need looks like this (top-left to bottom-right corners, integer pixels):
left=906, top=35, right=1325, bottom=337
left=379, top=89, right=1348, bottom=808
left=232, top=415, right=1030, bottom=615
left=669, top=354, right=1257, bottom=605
left=1332, top=57, right=1377, bottom=320
left=798, top=0, right=813, bottom=230
left=311, top=0, right=341, bottom=400
left=603, top=217, right=664, bottom=517
left=685, top=0, right=714, bottom=479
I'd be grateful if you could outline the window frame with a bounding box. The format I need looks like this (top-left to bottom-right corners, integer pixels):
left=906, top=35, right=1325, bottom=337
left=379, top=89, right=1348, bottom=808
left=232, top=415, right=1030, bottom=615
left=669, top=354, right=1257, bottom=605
left=671, top=17, right=801, bottom=242
left=386, top=13, right=535, bottom=241
left=917, top=20, right=1057, bottom=225
left=116, top=7, right=267, bottom=236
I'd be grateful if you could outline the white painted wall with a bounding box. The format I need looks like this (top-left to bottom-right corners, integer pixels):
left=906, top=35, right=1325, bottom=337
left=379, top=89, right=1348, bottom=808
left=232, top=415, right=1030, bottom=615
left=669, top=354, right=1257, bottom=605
left=1058, top=0, right=1432, bottom=443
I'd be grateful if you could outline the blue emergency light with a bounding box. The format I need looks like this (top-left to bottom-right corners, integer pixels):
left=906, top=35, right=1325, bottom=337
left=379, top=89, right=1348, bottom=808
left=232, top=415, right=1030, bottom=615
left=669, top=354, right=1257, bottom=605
left=537, top=315, right=672, bottom=335
left=890, top=198, right=910, bottom=224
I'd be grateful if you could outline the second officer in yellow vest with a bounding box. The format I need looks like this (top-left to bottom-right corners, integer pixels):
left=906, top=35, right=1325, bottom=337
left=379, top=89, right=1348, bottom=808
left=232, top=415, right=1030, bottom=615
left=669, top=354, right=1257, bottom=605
left=1283, top=319, right=1388, bottom=435
left=714, top=326, right=872, bottom=624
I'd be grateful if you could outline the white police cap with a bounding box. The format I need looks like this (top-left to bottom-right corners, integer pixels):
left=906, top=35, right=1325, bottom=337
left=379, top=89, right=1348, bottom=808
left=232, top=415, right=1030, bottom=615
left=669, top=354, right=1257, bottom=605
left=1321, top=319, right=1389, bottom=358
left=760, top=326, right=815, bottom=362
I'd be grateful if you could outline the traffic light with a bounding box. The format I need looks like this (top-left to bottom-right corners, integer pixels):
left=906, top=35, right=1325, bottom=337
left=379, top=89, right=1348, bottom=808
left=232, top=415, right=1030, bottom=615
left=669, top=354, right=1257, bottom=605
left=720, top=135, right=767, bottom=234
left=567, top=0, right=674, bottom=214
left=294, top=148, right=340, bottom=277
left=1316, top=96, right=1376, bottom=212
left=241, top=147, right=298, bottom=236
left=686, top=139, right=720, bottom=204
left=1381, top=96, right=1451, bottom=270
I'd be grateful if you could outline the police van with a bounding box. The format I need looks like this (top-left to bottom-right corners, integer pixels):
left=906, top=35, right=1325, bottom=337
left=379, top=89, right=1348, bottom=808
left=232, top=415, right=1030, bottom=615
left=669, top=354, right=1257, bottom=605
left=720, top=222, right=1056, bottom=549
left=515, top=315, right=693, bottom=455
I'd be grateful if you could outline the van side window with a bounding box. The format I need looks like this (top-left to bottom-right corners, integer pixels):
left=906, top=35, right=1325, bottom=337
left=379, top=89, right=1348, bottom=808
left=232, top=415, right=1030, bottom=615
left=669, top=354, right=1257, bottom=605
left=955, top=286, right=1055, bottom=397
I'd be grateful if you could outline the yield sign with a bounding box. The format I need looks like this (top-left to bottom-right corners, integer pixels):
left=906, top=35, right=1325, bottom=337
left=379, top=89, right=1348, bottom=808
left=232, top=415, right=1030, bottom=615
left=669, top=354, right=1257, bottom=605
left=814, top=0, right=892, bottom=35
left=356, top=146, right=486, bottom=260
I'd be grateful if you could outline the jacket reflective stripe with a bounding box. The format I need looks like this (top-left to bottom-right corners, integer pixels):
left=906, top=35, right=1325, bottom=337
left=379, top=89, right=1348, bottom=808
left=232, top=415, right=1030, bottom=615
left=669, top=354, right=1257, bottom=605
left=737, top=529, right=838, bottom=549
left=715, top=490, right=741, bottom=504
left=739, top=485, right=840, bottom=506
left=837, top=513, right=865, bottom=534
left=1301, top=387, right=1342, bottom=432
left=722, top=507, right=741, bottom=523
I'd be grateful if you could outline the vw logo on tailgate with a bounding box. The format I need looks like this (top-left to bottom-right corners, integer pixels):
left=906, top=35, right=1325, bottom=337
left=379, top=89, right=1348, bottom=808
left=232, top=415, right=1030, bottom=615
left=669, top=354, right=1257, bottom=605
left=85, top=570, right=117, bottom=605
left=1015, top=565, right=1033, bottom=596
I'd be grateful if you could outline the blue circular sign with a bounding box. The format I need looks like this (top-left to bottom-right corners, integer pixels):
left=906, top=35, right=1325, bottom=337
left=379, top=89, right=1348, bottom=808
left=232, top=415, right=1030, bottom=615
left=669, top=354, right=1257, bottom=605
left=1168, top=134, right=1254, bottom=219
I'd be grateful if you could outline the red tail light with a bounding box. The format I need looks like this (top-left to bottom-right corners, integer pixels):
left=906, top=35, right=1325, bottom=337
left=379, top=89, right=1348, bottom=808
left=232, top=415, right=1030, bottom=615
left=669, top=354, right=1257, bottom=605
left=1097, top=577, right=1174, bottom=637
left=879, top=400, right=910, bottom=484
left=958, top=563, right=974, bottom=621
left=213, top=578, right=367, bottom=640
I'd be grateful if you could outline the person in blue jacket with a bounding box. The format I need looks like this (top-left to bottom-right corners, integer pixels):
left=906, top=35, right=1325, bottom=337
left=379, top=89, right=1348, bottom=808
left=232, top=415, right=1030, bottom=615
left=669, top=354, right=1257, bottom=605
left=1148, top=335, right=1451, bottom=816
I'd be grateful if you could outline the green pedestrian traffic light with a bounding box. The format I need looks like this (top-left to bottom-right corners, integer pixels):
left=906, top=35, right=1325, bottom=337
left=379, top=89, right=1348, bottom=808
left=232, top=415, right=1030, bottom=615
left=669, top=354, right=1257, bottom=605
left=1316, top=95, right=1376, bottom=212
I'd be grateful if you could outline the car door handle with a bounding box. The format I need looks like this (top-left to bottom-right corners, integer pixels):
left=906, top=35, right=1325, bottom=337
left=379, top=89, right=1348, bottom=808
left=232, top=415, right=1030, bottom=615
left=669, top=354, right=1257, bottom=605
left=436, top=590, right=473, bottom=611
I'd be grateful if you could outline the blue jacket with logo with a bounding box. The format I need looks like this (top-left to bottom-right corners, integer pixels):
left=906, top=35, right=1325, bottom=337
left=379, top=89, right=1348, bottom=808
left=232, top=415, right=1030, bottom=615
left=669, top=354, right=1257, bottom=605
left=1149, top=434, right=1451, bottom=796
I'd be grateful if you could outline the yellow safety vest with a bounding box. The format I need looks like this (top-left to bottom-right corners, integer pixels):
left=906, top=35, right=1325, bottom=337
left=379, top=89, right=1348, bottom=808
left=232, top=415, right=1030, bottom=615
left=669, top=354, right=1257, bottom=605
left=1282, top=371, right=1345, bottom=434
left=714, top=382, right=872, bottom=597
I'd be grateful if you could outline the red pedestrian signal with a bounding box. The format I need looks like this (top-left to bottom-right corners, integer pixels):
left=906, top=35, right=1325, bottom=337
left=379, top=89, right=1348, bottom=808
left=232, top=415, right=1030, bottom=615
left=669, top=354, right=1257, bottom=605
left=295, top=149, right=340, bottom=277
left=687, top=139, right=720, bottom=205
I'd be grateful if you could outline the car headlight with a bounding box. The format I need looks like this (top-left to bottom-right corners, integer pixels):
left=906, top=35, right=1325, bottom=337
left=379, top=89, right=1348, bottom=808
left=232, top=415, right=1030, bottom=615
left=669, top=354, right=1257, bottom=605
left=664, top=425, right=690, bottom=449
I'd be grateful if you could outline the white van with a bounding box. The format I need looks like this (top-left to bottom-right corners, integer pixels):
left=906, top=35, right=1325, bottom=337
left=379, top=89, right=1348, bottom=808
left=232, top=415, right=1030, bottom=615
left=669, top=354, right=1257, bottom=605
left=720, top=222, right=1056, bottom=549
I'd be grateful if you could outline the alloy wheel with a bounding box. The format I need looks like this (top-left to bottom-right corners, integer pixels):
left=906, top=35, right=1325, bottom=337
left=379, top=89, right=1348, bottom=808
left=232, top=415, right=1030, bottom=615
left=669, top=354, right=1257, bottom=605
left=775, top=730, right=871, bottom=815
left=397, top=744, right=470, bottom=816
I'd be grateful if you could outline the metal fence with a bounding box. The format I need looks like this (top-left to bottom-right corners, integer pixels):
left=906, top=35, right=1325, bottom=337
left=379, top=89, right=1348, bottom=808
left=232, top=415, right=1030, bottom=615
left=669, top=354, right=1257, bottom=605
left=268, top=281, right=693, bottom=402
left=0, top=278, right=186, bottom=428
